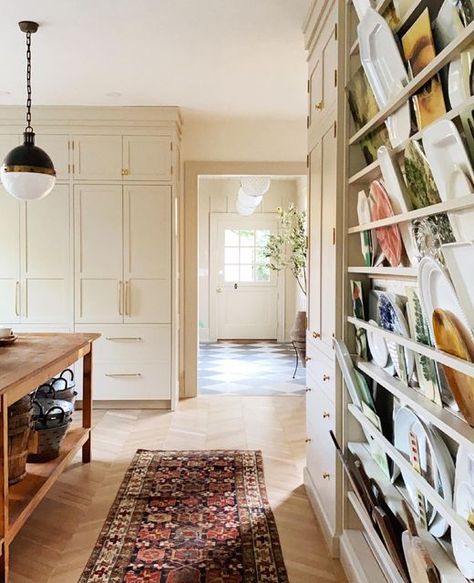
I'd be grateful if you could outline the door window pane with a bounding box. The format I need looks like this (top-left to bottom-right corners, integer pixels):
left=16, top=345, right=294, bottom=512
left=240, top=265, right=253, bottom=281
left=225, top=229, right=239, bottom=246
left=223, top=228, right=273, bottom=283
left=256, top=229, right=270, bottom=246
left=256, top=265, right=270, bottom=281
left=240, top=230, right=254, bottom=246
left=224, top=265, right=239, bottom=281
left=240, top=247, right=254, bottom=264
left=225, top=247, right=239, bottom=263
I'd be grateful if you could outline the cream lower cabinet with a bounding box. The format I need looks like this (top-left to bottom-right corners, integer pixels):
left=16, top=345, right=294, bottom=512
left=0, top=184, right=72, bottom=326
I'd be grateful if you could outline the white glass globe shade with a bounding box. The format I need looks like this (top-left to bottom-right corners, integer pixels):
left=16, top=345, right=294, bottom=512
left=0, top=171, right=55, bottom=200
left=241, top=176, right=271, bottom=197
left=236, top=199, right=255, bottom=216
left=237, top=188, right=263, bottom=209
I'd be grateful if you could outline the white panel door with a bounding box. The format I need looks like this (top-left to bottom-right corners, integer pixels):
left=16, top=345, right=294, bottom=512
left=0, top=187, right=20, bottom=324
left=210, top=214, right=281, bottom=340
left=73, top=135, right=122, bottom=180
left=123, top=136, right=172, bottom=181
left=22, top=185, right=71, bottom=323
left=37, top=135, right=70, bottom=180
left=123, top=185, right=171, bottom=323
left=74, top=185, right=123, bottom=323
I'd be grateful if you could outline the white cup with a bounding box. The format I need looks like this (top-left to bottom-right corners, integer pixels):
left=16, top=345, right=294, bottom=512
left=0, top=328, right=13, bottom=338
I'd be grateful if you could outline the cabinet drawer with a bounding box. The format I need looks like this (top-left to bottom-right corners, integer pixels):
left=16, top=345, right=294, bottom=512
left=306, top=391, right=336, bottom=530
left=93, top=361, right=170, bottom=400
left=75, top=324, right=170, bottom=363
left=305, top=344, right=335, bottom=403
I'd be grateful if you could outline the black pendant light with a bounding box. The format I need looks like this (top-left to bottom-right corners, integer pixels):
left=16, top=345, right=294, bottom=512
left=0, top=21, right=56, bottom=200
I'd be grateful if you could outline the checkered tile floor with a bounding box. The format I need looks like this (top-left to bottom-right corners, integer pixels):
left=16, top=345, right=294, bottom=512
left=199, top=341, right=306, bottom=396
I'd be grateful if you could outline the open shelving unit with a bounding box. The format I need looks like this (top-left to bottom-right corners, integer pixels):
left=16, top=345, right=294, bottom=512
left=340, top=0, right=474, bottom=580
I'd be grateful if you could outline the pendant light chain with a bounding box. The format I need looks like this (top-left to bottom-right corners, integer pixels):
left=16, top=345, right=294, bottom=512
left=25, top=30, right=33, bottom=133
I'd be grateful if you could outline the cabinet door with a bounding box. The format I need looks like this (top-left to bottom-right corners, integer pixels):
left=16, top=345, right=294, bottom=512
left=320, top=122, right=337, bottom=352
left=73, top=135, right=122, bottom=180
left=308, top=140, right=322, bottom=339
left=123, top=136, right=172, bottom=181
left=0, top=187, right=21, bottom=323
left=322, top=18, right=338, bottom=117
left=22, top=185, right=71, bottom=323
left=309, top=58, right=323, bottom=131
left=38, top=135, right=70, bottom=180
left=74, top=185, right=123, bottom=323
left=123, top=185, right=171, bottom=323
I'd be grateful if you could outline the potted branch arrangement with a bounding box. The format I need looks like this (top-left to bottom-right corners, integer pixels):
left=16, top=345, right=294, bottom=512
left=264, top=204, right=308, bottom=366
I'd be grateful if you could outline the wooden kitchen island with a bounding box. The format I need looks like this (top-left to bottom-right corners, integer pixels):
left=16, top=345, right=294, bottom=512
left=0, top=333, right=99, bottom=582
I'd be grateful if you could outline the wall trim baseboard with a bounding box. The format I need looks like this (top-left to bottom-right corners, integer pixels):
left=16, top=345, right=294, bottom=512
left=339, top=529, right=387, bottom=583
left=303, top=466, right=339, bottom=558
left=76, top=399, right=171, bottom=410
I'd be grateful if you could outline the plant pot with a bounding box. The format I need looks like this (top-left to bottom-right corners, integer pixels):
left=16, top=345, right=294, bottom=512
left=290, top=310, right=307, bottom=367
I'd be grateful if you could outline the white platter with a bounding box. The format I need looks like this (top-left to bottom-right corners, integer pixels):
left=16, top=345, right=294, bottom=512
left=353, top=0, right=373, bottom=20
left=422, top=119, right=474, bottom=241
left=442, top=241, right=474, bottom=333
left=448, top=48, right=473, bottom=109
left=378, top=145, right=418, bottom=265
left=394, top=406, right=454, bottom=538
left=357, top=190, right=377, bottom=266
left=452, top=481, right=474, bottom=578
left=367, top=318, right=389, bottom=367
left=418, top=256, right=474, bottom=344
left=334, top=339, right=363, bottom=409
left=358, top=7, right=411, bottom=147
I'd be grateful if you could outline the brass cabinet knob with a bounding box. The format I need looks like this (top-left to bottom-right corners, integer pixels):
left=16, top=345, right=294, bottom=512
left=323, top=411, right=330, bottom=419
left=322, top=374, right=330, bottom=381
left=314, top=100, right=324, bottom=111
left=312, top=331, right=321, bottom=339
left=322, top=472, right=330, bottom=480
left=305, top=387, right=312, bottom=393
left=122, top=169, right=129, bottom=176
left=305, top=438, right=312, bottom=443
left=305, top=356, right=312, bottom=363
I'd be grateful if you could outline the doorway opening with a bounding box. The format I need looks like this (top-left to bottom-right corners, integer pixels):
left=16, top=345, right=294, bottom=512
left=197, top=174, right=307, bottom=396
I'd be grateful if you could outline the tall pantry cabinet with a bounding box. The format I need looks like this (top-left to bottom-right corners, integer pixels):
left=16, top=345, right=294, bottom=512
left=0, top=107, right=182, bottom=408
left=303, top=0, right=345, bottom=557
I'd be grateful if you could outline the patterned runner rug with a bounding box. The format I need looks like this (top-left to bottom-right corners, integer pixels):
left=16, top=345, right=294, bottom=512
left=80, top=450, right=289, bottom=583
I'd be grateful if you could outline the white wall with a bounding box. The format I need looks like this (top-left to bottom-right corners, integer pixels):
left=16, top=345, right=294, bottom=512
left=182, top=117, right=306, bottom=162
left=198, top=176, right=306, bottom=342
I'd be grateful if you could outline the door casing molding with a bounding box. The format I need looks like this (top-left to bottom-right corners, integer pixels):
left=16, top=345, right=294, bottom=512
left=181, top=161, right=306, bottom=399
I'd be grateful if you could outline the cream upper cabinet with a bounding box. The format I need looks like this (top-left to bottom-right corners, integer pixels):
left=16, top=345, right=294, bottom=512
left=73, top=135, right=123, bottom=180
left=0, top=187, right=21, bottom=324
left=38, top=135, right=70, bottom=180
left=74, top=185, right=123, bottom=323
left=22, top=185, right=71, bottom=323
left=123, top=136, right=172, bottom=181
left=308, top=140, right=322, bottom=340
left=123, top=185, right=171, bottom=324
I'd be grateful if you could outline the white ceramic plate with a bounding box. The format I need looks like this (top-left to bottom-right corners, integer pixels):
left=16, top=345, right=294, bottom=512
left=448, top=48, right=474, bottom=109
left=394, top=407, right=454, bottom=537
left=367, top=319, right=389, bottom=367
left=378, top=146, right=418, bottom=265
left=358, top=7, right=411, bottom=147
left=377, top=293, right=415, bottom=380
left=334, top=339, right=363, bottom=409
left=442, top=241, right=474, bottom=333
left=422, top=119, right=474, bottom=241
left=353, top=0, right=373, bottom=20
left=452, top=481, right=474, bottom=578
left=357, top=190, right=377, bottom=266
left=418, top=256, right=474, bottom=343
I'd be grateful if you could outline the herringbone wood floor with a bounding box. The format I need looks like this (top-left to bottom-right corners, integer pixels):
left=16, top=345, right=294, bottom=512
left=10, top=396, right=346, bottom=583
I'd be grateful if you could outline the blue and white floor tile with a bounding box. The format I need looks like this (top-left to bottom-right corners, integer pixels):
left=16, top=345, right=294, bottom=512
left=199, top=341, right=305, bottom=396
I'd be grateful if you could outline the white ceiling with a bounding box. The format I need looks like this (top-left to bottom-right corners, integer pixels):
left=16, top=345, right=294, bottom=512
left=1, top=1, right=310, bottom=121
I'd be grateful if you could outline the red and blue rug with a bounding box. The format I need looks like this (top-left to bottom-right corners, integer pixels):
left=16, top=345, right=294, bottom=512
left=80, top=450, right=289, bottom=582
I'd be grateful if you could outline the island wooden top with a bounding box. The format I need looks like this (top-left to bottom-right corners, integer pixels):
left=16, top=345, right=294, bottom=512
left=0, top=333, right=100, bottom=405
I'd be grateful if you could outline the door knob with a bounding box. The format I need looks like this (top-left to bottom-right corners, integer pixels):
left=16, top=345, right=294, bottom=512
left=216, top=287, right=223, bottom=293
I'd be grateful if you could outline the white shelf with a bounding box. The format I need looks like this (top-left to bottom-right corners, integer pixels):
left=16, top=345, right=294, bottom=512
left=348, top=96, right=474, bottom=185
left=348, top=316, right=474, bottom=377
left=347, top=491, right=407, bottom=583
left=354, top=358, right=474, bottom=453
left=347, top=266, right=417, bottom=278
left=349, top=21, right=474, bottom=145
left=348, top=442, right=467, bottom=582
left=348, top=403, right=474, bottom=549
left=348, top=195, right=474, bottom=234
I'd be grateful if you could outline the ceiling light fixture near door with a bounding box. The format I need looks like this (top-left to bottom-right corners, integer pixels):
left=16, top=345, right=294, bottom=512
left=236, top=176, right=271, bottom=216
left=0, top=21, right=56, bottom=200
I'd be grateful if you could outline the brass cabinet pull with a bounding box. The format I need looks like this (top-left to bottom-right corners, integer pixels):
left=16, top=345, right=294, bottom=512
left=323, top=374, right=330, bottom=381
left=118, top=281, right=124, bottom=316
left=314, top=100, right=324, bottom=111
left=105, top=373, right=141, bottom=378
left=124, top=281, right=131, bottom=316
left=312, top=331, right=321, bottom=339
left=105, top=337, right=142, bottom=342
left=305, top=438, right=312, bottom=443
left=323, top=411, right=330, bottom=419
left=305, top=387, right=312, bottom=393
left=322, top=472, right=331, bottom=480
left=305, top=356, right=312, bottom=363
left=15, top=281, right=20, bottom=317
